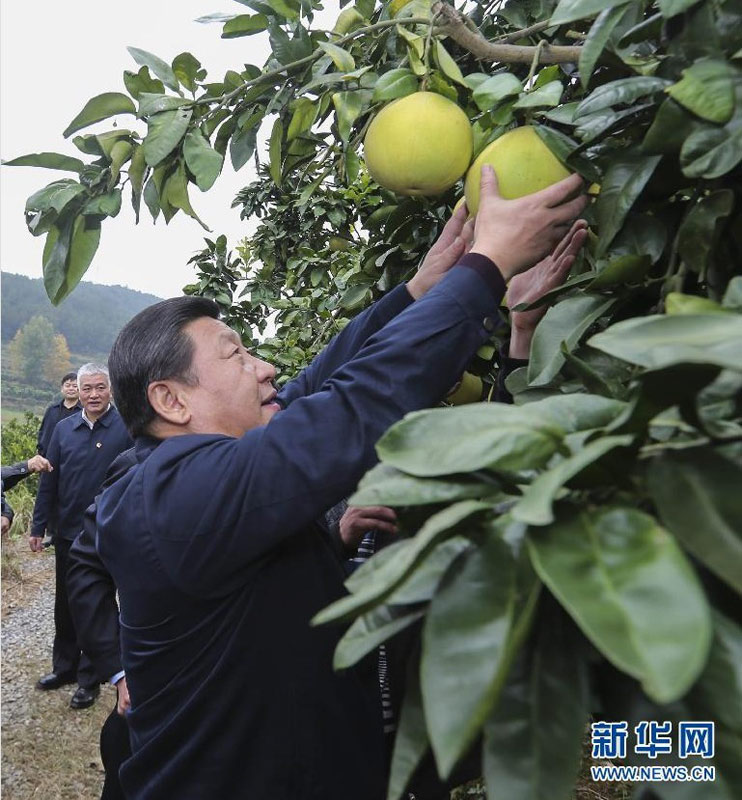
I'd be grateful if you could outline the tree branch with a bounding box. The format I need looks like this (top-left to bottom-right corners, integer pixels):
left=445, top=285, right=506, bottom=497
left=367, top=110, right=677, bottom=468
left=433, top=2, right=582, bottom=65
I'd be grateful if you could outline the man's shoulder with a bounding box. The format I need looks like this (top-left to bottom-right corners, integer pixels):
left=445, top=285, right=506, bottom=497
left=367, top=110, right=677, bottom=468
left=55, top=412, right=82, bottom=436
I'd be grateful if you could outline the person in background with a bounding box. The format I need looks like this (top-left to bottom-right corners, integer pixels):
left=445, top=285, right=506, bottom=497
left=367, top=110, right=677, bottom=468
left=37, top=372, right=82, bottom=456
left=1, top=455, right=53, bottom=535
left=30, top=363, right=132, bottom=710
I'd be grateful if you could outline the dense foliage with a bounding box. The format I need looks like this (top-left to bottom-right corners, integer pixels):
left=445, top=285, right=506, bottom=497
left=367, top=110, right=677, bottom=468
left=7, top=315, right=72, bottom=387
left=1, top=413, right=43, bottom=535
left=7, top=0, right=742, bottom=797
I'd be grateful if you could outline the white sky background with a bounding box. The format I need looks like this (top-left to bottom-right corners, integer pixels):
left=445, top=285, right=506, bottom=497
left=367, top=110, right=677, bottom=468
left=1, top=0, right=338, bottom=299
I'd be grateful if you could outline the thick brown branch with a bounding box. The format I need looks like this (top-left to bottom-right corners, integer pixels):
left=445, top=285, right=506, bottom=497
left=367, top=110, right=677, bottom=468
left=433, top=2, right=581, bottom=65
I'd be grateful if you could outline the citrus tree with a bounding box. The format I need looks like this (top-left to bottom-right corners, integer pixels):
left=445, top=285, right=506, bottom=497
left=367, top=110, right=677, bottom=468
left=6, top=0, right=742, bottom=797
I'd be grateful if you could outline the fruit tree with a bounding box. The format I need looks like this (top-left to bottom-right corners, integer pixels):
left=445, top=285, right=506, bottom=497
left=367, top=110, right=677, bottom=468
left=7, top=0, right=742, bottom=797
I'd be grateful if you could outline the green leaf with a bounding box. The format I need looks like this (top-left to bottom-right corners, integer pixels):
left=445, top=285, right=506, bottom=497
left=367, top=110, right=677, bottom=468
left=172, top=52, right=204, bottom=92
left=376, top=405, right=565, bottom=477
left=513, top=435, right=634, bottom=526
left=62, top=92, right=136, bottom=138
left=351, top=463, right=499, bottom=507
left=138, top=93, right=191, bottom=117
left=268, top=117, right=283, bottom=186
left=589, top=313, right=742, bottom=372
left=681, top=122, right=742, bottom=180
left=677, top=190, right=735, bottom=273
left=387, top=537, right=472, bottom=605
left=313, top=501, right=490, bottom=625
left=53, top=215, right=102, bottom=305
left=221, top=13, right=269, bottom=38
left=514, top=81, right=563, bottom=109
left=472, top=73, right=522, bottom=112
left=648, top=449, right=742, bottom=594
left=723, top=277, right=742, bottom=311
left=334, top=605, right=424, bottom=669
left=642, top=98, right=705, bottom=155
left=4, top=152, right=85, bottom=172
left=25, top=180, right=83, bottom=216
left=265, top=0, right=300, bottom=20
left=527, top=295, right=617, bottom=386
left=127, top=47, right=180, bottom=92
left=230, top=120, right=259, bottom=171
left=128, top=144, right=147, bottom=222
left=319, top=41, right=355, bottom=72
left=83, top=189, right=122, bottom=217
left=579, top=6, right=627, bottom=89
left=527, top=507, right=712, bottom=703
left=667, top=59, right=735, bottom=124
left=595, top=152, right=661, bottom=255
left=588, top=253, right=652, bottom=289
left=434, top=41, right=466, bottom=87
left=339, top=283, right=371, bottom=310
left=42, top=221, right=72, bottom=303
left=332, top=91, right=366, bottom=144
left=659, top=0, right=705, bottom=18
left=575, top=77, right=671, bottom=119
left=164, top=161, right=209, bottom=230
left=665, top=293, right=727, bottom=315
left=144, top=107, right=192, bottom=167
left=421, top=534, right=517, bottom=777
left=372, top=69, right=418, bottom=102
left=142, top=173, right=160, bottom=222
left=123, top=66, right=166, bottom=101
left=286, top=98, right=318, bottom=141
left=483, top=614, right=589, bottom=800
left=610, top=212, right=667, bottom=264
left=550, top=0, right=632, bottom=26
left=183, top=129, right=223, bottom=191
left=387, top=661, right=428, bottom=800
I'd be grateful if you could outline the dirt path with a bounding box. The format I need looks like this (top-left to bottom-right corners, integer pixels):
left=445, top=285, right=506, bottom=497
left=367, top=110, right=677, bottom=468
left=2, top=537, right=116, bottom=800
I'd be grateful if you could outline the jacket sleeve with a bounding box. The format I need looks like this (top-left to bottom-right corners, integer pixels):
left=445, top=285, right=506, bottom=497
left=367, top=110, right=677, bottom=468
left=37, top=407, right=53, bottom=455
left=1, top=461, right=32, bottom=492
left=31, top=429, right=61, bottom=536
left=67, top=449, right=138, bottom=681
left=140, top=264, right=505, bottom=595
left=1, top=490, right=14, bottom=525
left=277, top=283, right=414, bottom=407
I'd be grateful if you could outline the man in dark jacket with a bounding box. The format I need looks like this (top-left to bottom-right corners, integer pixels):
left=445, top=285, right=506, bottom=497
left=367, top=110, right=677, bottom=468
left=30, top=363, right=133, bottom=709
left=1, top=455, right=53, bottom=535
left=96, top=168, right=587, bottom=799
left=37, top=372, right=82, bottom=457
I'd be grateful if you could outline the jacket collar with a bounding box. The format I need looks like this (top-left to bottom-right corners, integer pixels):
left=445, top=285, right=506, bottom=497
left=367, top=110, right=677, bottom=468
left=73, top=405, right=115, bottom=429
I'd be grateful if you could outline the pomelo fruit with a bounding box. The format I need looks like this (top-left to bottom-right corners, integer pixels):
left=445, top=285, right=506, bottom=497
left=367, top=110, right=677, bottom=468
left=446, top=372, right=483, bottom=405
left=363, top=92, right=473, bottom=196
left=464, top=126, right=570, bottom=215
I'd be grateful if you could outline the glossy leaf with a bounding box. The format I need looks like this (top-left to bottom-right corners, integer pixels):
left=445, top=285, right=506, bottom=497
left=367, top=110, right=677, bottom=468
left=681, top=121, right=742, bottom=179
left=53, top=216, right=102, bottom=305
left=183, top=129, right=223, bottom=191
left=514, top=81, right=563, bottom=109
left=421, top=534, right=517, bottom=777
left=588, top=254, right=651, bottom=289
left=319, top=41, right=355, bottom=72
left=286, top=98, right=318, bottom=141
left=595, top=153, right=661, bottom=255
left=172, top=52, right=204, bottom=91
left=513, top=435, right=633, bottom=526
left=221, top=13, right=268, bottom=38
left=230, top=120, right=259, bottom=171
left=648, top=449, right=742, bottom=594
left=527, top=295, right=617, bottom=386
left=642, top=98, right=705, bottom=155
left=527, top=507, right=712, bottom=703
left=351, top=463, right=499, bottom=507
left=610, top=212, right=667, bottom=264
left=267, top=118, right=283, bottom=187
left=372, top=69, right=418, bottom=102
left=313, top=501, right=489, bottom=625
left=332, top=91, right=365, bottom=143
left=387, top=537, right=472, bottom=605
left=127, top=47, right=180, bottom=92
left=144, top=107, right=192, bottom=167
left=334, top=605, right=424, bottom=669
left=265, top=0, right=300, bottom=20
left=138, top=93, right=191, bottom=117
left=376, top=405, right=565, bottom=477
left=550, top=0, right=632, bottom=26
left=123, top=66, right=166, bottom=101
left=128, top=144, right=147, bottom=222
left=484, top=615, right=589, bottom=800
left=589, top=313, right=742, bottom=372
left=579, top=6, right=626, bottom=89
left=83, top=189, right=122, bottom=217
left=164, top=162, right=209, bottom=229
left=575, top=77, right=671, bottom=119
left=434, top=41, right=466, bottom=87
left=667, top=59, right=735, bottom=124
left=61, top=93, right=136, bottom=138
left=658, top=0, right=702, bottom=16
left=665, top=293, right=726, bottom=315
left=387, top=661, right=428, bottom=800
left=472, top=73, right=522, bottom=111
left=723, top=277, right=742, bottom=311
left=677, top=190, right=735, bottom=273
left=4, top=152, right=85, bottom=172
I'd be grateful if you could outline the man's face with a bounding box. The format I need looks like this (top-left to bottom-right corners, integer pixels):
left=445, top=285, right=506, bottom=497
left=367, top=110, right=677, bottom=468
left=78, top=373, right=111, bottom=416
left=61, top=378, right=79, bottom=402
left=182, top=317, right=280, bottom=437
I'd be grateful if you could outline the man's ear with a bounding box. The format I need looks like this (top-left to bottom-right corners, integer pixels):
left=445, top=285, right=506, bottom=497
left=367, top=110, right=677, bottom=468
left=147, top=381, right=191, bottom=427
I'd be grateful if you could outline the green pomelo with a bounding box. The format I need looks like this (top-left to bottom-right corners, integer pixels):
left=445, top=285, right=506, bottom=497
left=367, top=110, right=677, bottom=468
left=464, top=126, right=570, bottom=215
left=446, top=372, right=483, bottom=405
left=363, top=92, right=473, bottom=197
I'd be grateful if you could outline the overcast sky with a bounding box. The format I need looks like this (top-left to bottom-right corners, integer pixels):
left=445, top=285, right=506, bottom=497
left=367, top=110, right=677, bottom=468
left=1, top=1, right=337, bottom=299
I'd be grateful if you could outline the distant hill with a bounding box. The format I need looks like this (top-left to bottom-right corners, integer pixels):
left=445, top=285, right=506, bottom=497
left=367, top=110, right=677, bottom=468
left=1, top=273, right=163, bottom=354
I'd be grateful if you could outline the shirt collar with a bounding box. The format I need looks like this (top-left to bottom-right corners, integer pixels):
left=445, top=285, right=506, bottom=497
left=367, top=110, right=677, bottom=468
left=78, top=404, right=113, bottom=430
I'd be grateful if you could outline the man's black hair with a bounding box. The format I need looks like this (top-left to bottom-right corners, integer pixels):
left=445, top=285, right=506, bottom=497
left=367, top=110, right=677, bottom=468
left=61, top=372, right=78, bottom=385
left=109, top=296, right=220, bottom=437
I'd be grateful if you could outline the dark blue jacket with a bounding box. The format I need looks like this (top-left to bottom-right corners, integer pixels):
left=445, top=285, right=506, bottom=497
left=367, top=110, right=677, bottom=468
left=32, top=407, right=132, bottom=541
left=97, top=263, right=505, bottom=800
left=37, top=398, right=82, bottom=456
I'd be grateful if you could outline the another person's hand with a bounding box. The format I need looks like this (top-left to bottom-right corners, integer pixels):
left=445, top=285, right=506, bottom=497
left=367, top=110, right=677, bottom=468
left=506, top=220, right=589, bottom=358
left=27, top=455, right=53, bottom=474
left=470, top=166, right=588, bottom=281
left=339, top=505, right=398, bottom=552
left=29, top=535, right=44, bottom=553
left=116, top=676, right=131, bottom=716
left=407, top=203, right=474, bottom=299
left=1, top=516, right=10, bottom=536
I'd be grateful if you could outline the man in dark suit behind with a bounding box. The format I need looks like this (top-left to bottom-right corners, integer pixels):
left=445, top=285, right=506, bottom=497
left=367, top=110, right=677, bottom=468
left=37, top=372, right=82, bottom=456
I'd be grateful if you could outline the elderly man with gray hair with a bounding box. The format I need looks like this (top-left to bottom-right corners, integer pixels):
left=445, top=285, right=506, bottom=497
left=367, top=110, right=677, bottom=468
left=31, top=363, right=132, bottom=709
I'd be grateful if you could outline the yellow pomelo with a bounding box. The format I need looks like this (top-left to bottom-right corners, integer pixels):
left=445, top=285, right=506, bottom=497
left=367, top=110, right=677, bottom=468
left=464, top=126, right=571, bottom=215
left=446, top=372, right=483, bottom=405
left=364, top=92, right=473, bottom=196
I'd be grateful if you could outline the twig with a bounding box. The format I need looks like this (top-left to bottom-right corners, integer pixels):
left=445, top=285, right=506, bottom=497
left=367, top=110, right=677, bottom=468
left=493, top=20, right=554, bottom=43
